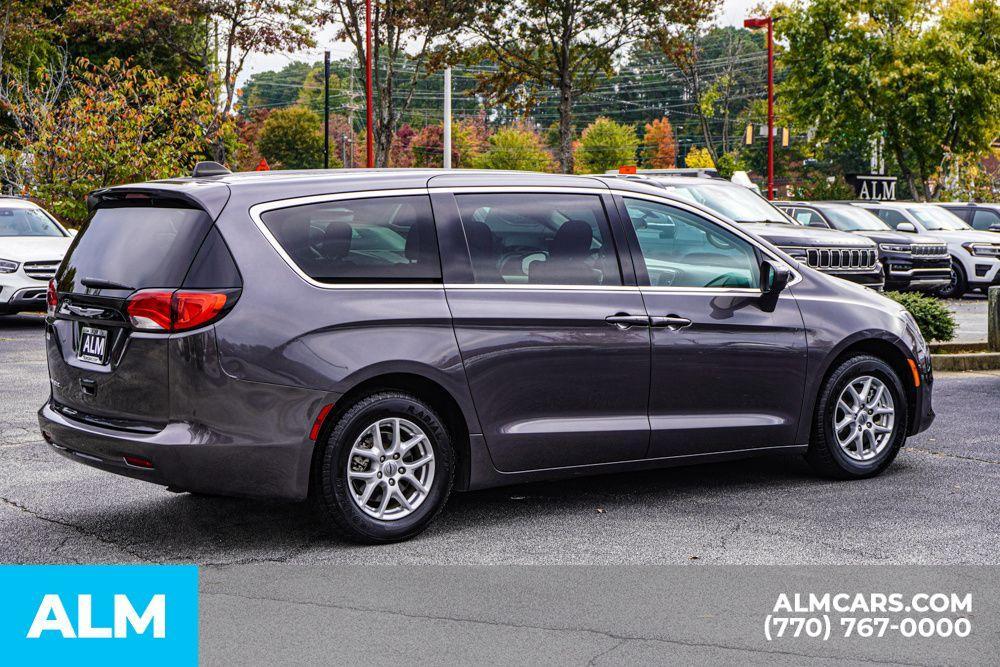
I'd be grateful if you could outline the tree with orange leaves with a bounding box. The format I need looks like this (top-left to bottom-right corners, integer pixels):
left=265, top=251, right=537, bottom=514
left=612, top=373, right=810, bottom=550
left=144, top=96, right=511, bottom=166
left=642, top=117, right=677, bottom=168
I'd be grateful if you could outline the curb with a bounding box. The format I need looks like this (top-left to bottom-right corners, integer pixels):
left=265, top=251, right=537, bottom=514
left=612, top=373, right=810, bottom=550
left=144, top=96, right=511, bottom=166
left=931, top=352, right=1000, bottom=372
left=930, top=342, right=990, bottom=354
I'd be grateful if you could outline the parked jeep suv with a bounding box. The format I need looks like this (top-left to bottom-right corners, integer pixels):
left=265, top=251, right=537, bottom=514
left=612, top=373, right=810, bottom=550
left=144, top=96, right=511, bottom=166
left=40, top=168, right=934, bottom=543
left=854, top=201, right=1000, bottom=298
left=775, top=201, right=950, bottom=292
left=608, top=172, right=885, bottom=289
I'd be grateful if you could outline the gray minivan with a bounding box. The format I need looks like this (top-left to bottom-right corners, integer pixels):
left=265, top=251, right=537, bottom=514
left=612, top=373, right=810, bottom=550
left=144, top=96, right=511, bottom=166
left=39, top=168, right=935, bottom=543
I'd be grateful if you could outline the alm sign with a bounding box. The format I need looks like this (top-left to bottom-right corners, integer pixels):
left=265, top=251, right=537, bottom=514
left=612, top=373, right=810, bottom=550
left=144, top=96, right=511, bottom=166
left=846, top=174, right=897, bottom=200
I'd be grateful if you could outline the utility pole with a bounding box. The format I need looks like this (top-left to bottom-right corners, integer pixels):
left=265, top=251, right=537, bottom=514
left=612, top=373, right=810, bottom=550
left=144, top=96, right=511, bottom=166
left=443, top=67, right=452, bottom=169
left=365, top=0, right=374, bottom=168
left=744, top=16, right=775, bottom=200
left=323, top=51, right=330, bottom=169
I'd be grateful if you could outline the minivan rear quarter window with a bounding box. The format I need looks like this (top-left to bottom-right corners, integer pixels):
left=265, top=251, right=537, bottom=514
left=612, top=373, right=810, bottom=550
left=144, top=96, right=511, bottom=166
left=260, top=195, right=441, bottom=283
left=57, top=204, right=212, bottom=292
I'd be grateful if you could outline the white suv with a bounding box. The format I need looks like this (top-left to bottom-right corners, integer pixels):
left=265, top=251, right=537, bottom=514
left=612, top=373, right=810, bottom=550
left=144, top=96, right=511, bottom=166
left=854, top=201, right=1000, bottom=298
left=0, top=198, right=73, bottom=316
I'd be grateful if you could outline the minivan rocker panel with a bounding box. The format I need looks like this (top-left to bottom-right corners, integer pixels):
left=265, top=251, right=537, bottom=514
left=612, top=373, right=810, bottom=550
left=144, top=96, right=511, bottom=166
left=40, top=170, right=934, bottom=543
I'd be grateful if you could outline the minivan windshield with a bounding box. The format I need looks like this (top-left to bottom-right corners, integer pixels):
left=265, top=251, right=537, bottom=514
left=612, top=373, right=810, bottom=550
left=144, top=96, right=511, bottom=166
left=0, top=207, right=66, bottom=237
left=822, top=205, right=890, bottom=232
left=658, top=182, right=791, bottom=224
left=906, top=206, right=971, bottom=231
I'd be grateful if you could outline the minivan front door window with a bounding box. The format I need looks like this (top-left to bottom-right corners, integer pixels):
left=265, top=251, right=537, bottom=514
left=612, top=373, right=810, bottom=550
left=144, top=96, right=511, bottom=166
left=622, top=198, right=760, bottom=289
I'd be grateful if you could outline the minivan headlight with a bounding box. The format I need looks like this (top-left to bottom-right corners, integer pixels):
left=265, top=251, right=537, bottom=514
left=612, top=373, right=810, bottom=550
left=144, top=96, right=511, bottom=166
left=0, top=259, right=20, bottom=273
left=900, top=310, right=929, bottom=362
left=878, top=243, right=911, bottom=253
left=962, top=242, right=1000, bottom=257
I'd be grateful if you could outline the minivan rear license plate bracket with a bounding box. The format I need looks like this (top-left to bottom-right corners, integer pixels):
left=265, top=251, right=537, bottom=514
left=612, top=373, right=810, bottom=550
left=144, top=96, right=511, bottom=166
left=78, top=326, right=109, bottom=365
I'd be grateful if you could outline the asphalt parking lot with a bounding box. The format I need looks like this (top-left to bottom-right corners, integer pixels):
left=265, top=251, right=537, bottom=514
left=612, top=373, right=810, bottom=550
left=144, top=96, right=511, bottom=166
left=2, top=311, right=999, bottom=567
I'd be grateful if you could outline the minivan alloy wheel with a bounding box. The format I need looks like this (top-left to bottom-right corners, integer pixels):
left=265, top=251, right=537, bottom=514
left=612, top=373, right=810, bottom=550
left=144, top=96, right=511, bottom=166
left=833, top=376, right=895, bottom=461
left=347, top=417, right=436, bottom=520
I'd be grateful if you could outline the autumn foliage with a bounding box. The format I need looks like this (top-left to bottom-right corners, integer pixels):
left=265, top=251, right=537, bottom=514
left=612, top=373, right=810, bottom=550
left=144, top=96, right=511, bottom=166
left=0, top=58, right=228, bottom=224
left=642, top=117, right=678, bottom=168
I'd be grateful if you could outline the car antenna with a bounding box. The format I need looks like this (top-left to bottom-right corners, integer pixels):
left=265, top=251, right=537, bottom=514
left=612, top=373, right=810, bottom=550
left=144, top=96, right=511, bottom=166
left=192, top=161, right=231, bottom=178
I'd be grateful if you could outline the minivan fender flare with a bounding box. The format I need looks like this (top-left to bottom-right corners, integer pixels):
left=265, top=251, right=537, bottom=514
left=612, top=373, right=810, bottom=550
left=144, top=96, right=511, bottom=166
left=796, top=329, right=920, bottom=444
left=332, top=361, right=483, bottom=437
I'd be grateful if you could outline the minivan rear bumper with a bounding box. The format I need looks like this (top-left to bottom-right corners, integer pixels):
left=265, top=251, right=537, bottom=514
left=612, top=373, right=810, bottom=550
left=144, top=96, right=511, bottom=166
left=38, top=401, right=315, bottom=500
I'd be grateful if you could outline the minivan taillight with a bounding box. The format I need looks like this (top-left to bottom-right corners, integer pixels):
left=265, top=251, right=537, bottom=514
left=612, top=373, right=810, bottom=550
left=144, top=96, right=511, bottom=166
left=126, top=289, right=233, bottom=332
left=46, top=279, right=58, bottom=317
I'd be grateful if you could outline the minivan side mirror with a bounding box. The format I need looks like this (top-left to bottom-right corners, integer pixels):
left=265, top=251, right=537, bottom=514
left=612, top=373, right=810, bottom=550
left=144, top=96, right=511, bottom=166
left=896, top=222, right=916, bottom=233
left=762, top=259, right=791, bottom=295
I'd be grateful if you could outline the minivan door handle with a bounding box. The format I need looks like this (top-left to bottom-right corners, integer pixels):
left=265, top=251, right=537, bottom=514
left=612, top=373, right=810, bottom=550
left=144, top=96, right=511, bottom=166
left=605, top=314, right=650, bottom=330
left=651, top=315, right=693, bottom=330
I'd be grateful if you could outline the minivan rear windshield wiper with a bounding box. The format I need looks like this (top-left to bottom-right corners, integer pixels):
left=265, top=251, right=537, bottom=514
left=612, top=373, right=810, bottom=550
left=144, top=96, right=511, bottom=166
left=80, top=277, right=135, bottom=291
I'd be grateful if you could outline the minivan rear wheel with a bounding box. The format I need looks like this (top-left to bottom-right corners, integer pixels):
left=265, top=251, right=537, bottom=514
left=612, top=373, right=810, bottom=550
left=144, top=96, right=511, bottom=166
left=314, top=392, right=455, bottom=543
left=806, top=354, right=908, bottom=479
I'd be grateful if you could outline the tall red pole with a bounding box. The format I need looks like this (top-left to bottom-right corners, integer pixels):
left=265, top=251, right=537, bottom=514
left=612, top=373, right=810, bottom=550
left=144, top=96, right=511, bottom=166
left=365, top=0, right=374, bottom=168
left=766, top=17, right=774, bottom=200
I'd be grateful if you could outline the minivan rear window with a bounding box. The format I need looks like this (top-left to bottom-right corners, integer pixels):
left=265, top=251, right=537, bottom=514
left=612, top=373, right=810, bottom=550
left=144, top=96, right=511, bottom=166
left=259, top=195, right=441, bottom=283
left=57, top=205, right=212, bottom=292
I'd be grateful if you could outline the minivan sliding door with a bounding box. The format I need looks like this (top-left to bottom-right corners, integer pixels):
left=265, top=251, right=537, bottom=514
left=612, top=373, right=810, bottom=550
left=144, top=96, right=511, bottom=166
left=434, top=190, right=652, bottom=473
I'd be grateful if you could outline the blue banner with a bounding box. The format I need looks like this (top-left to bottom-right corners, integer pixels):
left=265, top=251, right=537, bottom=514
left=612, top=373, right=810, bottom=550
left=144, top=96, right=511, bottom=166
left=0, top=565, right=198, bottom=666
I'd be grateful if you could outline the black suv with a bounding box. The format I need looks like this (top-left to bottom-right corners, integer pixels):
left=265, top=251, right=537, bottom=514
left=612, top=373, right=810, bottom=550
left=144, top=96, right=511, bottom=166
left=39, top=168, right=933, bottom=543
left=776, top=201, right=951, bottom=292
left=607, top=172, right=885, bottom=289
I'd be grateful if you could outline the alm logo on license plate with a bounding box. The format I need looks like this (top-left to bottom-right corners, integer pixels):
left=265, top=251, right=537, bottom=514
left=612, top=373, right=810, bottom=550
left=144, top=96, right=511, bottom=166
left=78, top=326, right=108, bottom=364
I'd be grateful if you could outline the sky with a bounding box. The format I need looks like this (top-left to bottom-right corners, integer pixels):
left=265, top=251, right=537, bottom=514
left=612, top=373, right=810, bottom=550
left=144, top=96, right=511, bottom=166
left=238, top=0, right=760, bottom=86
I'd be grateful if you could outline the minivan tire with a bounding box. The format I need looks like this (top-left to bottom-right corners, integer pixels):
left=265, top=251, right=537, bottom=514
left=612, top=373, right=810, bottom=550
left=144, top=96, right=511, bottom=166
left=313, top=392, right=455, bottom=544
left=806, top=354, right=908, bottom=480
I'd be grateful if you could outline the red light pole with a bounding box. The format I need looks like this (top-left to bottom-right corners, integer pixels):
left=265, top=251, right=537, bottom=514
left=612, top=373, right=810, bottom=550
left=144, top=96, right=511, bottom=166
left=744, top=16, right=774, bottom=200
left=365, top=0, right=374, bottom=168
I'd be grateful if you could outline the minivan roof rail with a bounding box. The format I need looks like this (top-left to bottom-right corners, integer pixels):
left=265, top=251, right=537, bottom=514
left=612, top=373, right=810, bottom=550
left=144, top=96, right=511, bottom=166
left=604, top=167, right=725, bottom=180
left=192, top=161, right=232, bottom=178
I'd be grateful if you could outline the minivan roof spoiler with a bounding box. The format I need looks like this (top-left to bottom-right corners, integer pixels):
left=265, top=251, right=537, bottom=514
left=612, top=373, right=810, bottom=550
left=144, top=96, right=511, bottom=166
left=86, top=182, right=232, bottom=220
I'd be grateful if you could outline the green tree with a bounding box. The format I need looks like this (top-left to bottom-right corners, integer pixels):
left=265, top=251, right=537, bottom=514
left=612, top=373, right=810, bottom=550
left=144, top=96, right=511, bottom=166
left=238, top=61, right=314, bottom=117
left=0, top=58, right=226, bottom=223
left=463, top=0, right=716, bottom=173
left=574, top=117, right=638, bottom=174
left=317, top=0, right=468, bottom=166
left=257, top=106, right=325, bottom=169
left=473, top=126, right=554, bottom=171
left=775, top=0, right=1000, bottom=200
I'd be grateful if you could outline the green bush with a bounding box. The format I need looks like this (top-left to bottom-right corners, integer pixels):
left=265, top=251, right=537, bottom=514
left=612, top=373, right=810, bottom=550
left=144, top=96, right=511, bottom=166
left=884, top=291, right=956, bottom=342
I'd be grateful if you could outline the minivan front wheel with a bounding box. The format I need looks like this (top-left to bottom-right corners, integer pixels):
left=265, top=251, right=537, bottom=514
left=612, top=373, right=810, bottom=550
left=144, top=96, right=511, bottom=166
left=807, top=354, right=908, bottom=479
left=314, top=392, right=455, bottom=543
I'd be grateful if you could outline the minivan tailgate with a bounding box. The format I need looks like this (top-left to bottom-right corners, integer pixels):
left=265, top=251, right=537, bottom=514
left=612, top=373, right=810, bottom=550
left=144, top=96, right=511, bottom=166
left=47, top=303, right=170, bottom=428
left=47, top=199, right=216, bottom=427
